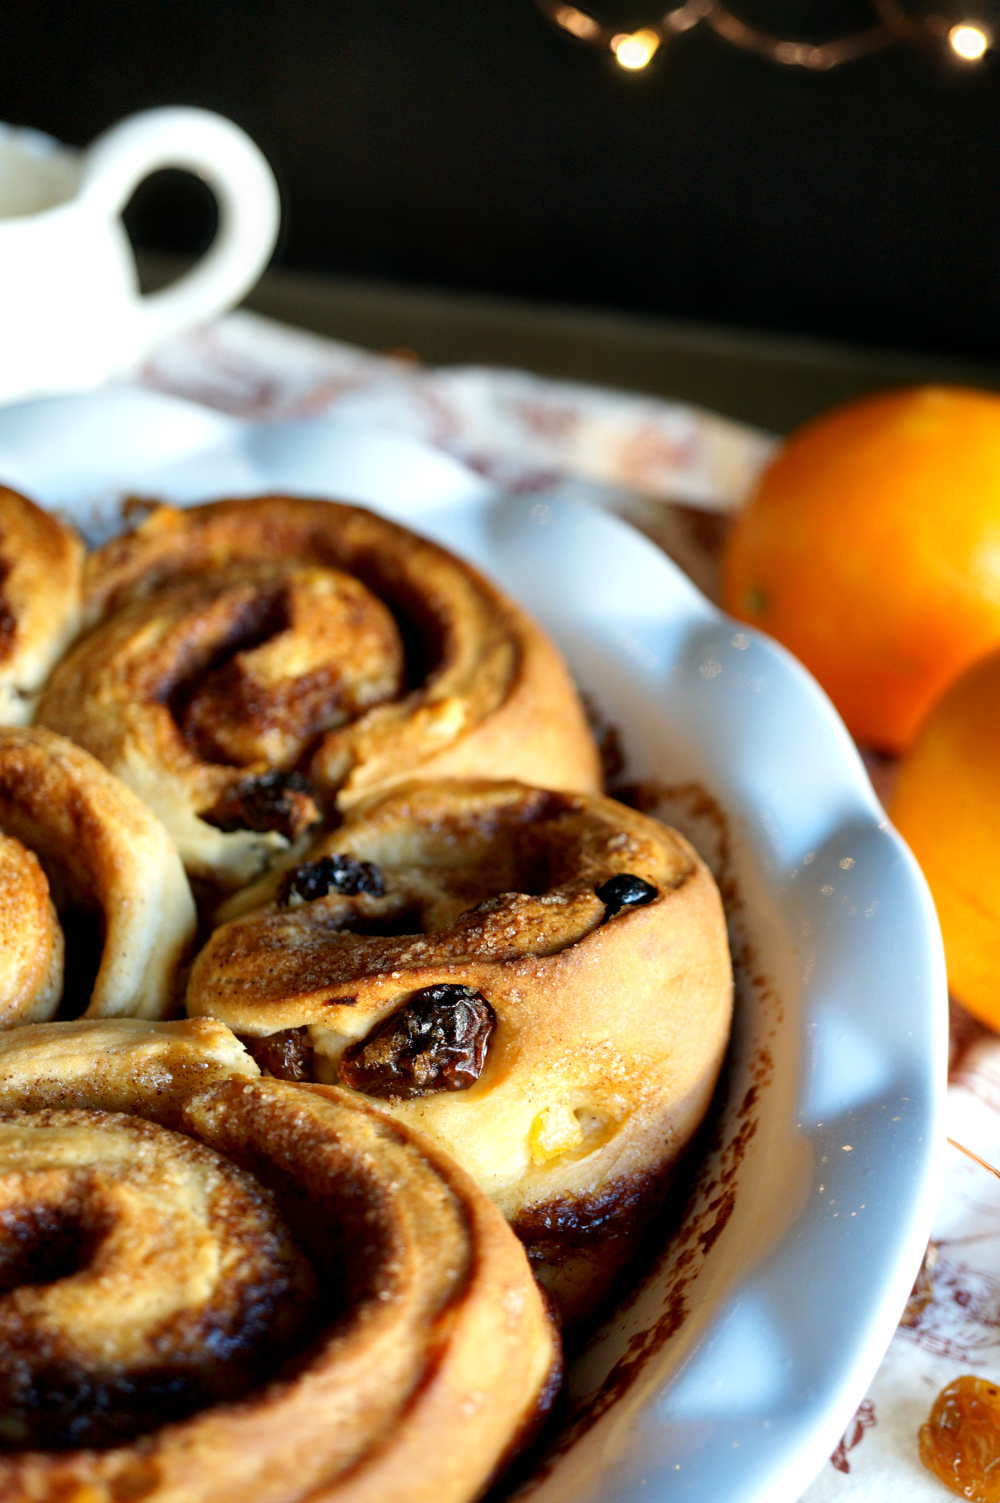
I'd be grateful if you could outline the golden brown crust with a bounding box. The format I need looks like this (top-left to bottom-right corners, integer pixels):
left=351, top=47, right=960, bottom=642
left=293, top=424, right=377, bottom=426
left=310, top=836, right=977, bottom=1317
left=37, top=497, right=600, bottom=887
left=0, top=834, right=63, bottom=1026
left=0, top=1108, right=316, bottom=1450
left=187, top=781, right=733, bottom=1323
left=0, top=727, right=197, bottom=1022
left=0, top=1017, right=259, bottom=1126
left=0, top=1025, right=560, bottom=1503
left=0, top=487, right=83, bottom=726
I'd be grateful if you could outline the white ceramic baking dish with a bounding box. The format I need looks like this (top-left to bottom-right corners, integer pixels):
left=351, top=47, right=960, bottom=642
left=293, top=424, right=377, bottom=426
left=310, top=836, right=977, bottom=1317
left=0, top=387, right=947, bottom=1503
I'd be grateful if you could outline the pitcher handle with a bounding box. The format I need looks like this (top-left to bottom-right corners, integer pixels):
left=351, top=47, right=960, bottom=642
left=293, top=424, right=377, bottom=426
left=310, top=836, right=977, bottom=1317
left=78, top=106, right=280, bottom=358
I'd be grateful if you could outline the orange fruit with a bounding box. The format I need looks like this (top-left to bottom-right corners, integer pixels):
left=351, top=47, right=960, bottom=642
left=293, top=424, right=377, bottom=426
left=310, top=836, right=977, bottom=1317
left=891, top=646, right=1000, bottom=1029
left=723, top=385, right=1000, bottom=753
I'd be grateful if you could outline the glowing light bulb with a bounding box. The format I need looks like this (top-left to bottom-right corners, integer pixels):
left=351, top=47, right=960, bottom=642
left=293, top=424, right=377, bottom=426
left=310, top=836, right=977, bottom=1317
left=611, top=28, right=660, bottom=67
left=949, top=21, right=990, bottom=57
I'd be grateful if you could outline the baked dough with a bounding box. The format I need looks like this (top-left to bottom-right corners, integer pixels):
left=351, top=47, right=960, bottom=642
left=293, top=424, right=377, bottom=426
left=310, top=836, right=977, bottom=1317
left=0, top=1016, right=259, bottom=1124
left=0, top=486, right=83, bottom=725
left=0, top=726, right=196, bottom=1023
left=0, top=1018, right=560, bottom=1503
left=0, top=1107, right=316, bottom=1450
left=187, top=780, right=733, bottom=1323
left=37, top=496, right=600, bottom=888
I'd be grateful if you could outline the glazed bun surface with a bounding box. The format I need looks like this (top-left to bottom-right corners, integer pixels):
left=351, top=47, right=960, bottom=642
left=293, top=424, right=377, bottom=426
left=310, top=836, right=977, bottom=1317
left=0, top=1019, right=560, bottom=1503
left=0, top=1105, right=316, bottom=1451
left=188, top=780, right=733, bottom=1322
left=37, top=497, right=600, bottom=888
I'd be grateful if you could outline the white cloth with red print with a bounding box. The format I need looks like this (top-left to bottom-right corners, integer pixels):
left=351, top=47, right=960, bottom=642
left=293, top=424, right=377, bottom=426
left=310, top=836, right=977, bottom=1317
left=141, top=309, right=982, bottom=1501
left=141, top=310, right=776, bottom=510
left=803, top=1008, right=1000, bottom=1501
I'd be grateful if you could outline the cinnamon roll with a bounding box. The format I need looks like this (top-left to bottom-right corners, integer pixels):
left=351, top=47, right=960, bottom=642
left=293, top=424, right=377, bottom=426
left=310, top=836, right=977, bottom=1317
left=0, top=486, right=83, bottom=725
left=187, top=780, right=733, bottom=1323
left=0, top=726, right=195, bottom=1024
left=0, top=1017, right=560, bottom=1503
left=36, top=496, right=600, bottom=888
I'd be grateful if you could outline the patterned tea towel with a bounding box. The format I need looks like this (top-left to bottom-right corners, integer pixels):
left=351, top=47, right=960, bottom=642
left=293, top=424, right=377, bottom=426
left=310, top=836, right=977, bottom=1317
left=141, top=309, right=775, bottom=506
left=802, top=1004, right=1000, bottom=1501
left=141, top=308, right=983, bottom=1502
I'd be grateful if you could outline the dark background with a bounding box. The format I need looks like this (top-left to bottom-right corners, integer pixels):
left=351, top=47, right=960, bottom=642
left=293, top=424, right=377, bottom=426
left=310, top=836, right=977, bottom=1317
left=3, top=0, right=999, bottom=360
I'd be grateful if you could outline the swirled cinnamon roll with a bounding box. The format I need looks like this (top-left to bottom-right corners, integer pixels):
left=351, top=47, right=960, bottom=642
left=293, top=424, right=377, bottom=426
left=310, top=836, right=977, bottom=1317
left=188, top=780, right=733, bottom=1323
left=0, top=727, right=195, bottom=1025
left=0, top=486, right=83, bottom=725
left=0, top=1018, right=560, bottom=1503
left=36, top=496, right=600, bottom=888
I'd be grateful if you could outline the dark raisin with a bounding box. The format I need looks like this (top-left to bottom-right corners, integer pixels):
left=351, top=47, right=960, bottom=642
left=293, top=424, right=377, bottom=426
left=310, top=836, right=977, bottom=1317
left=277, top=854, right=385, bottom=907
left=596, top=873, right=658, bottom=919
left=201, top=770, right=320, bottom=841
left=339, top=984, right=494, bottom=1100
left=238, top=1028, right=314, bottom=1082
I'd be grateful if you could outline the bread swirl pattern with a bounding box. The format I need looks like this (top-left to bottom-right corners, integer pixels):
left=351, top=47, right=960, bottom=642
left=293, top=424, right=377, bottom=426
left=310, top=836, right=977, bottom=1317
left=0, top=727, right=196, bottom=1024
left=187, top=780, right=733, bottom=1322
left=0, top=1019, right=561, bottom=1503
left=0, top=1108, right=316, bottom=1450
left=36, top=497, right=600, bottom=888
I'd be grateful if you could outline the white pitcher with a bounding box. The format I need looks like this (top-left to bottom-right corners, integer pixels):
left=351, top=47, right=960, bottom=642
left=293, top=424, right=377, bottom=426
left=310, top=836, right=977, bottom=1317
left=0, top=107, right=280, bottom=406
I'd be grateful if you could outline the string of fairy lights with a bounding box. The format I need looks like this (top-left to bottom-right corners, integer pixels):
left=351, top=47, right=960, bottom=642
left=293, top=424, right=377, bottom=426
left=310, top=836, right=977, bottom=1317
left=530, top=0, right=994, bottom=69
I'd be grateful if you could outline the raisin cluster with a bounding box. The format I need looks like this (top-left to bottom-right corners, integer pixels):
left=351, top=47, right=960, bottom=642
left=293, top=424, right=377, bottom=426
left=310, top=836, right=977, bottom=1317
left=277, top=854, right=385, bottom=907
